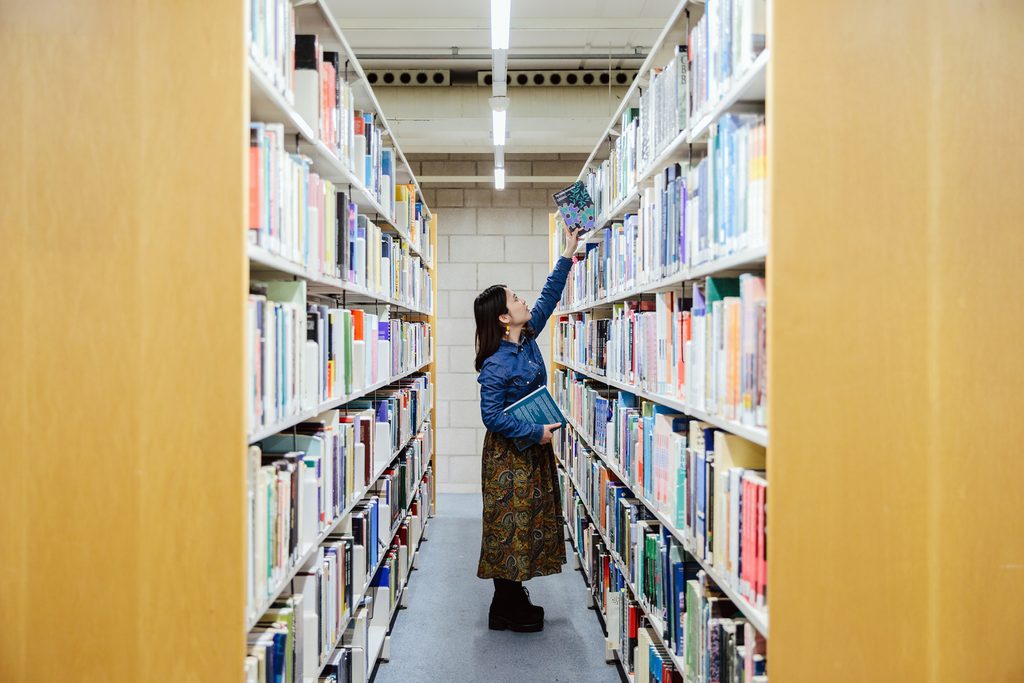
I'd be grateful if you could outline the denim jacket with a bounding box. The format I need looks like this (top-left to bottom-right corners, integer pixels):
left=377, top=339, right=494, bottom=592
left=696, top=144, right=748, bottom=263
left=477, top=256, right=574, bottom=446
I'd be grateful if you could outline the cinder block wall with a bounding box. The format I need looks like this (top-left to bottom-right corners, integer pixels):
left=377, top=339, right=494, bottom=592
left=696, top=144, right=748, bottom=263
left=411, top=152, right=584, bottom=493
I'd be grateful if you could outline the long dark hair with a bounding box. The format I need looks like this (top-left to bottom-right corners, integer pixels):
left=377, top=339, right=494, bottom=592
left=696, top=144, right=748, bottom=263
left=474, top=284, right=507, bottom=371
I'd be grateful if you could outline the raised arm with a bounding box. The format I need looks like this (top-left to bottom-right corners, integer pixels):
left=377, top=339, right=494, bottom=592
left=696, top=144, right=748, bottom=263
left=478, top=362, right=544, bottom=445
left=529, top=256, right=573, bottom=336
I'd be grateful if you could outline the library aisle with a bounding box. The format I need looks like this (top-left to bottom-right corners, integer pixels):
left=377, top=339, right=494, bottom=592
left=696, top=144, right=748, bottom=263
left=374, top=494, right=619, bottom=683
left=4, top=0, right=1024, bottom=682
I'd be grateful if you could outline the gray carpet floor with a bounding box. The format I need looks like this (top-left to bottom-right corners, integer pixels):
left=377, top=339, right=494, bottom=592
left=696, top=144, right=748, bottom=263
left=371, top=493, right=623, bottom=683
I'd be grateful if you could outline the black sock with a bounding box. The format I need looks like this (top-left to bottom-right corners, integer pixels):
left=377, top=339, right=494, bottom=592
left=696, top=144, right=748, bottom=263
left=493, top=578, right=522, bottom=595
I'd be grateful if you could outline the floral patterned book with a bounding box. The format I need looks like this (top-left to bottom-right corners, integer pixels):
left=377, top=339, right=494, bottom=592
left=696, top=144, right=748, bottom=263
left=552, top=181, right=597, bottom=233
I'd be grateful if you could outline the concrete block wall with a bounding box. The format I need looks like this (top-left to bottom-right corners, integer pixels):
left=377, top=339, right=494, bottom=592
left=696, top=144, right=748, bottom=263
left=418, top=153, right=586, bottom=494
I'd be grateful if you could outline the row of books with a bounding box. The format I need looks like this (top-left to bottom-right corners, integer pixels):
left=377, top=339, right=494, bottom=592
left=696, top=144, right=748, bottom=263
left=555, top=381, right=768, bottom=611
left=564, top=474, right=690, bottom=682
left=246, top=279, right=432, bottom=435
left=584, top=108, right=639, bottom=222
left=638, top=46, right=689, bottom=177
left=687, top=115, right=767, bottom=265
left=370, top=424, right=434, bottom=533
left=582, top=43, right=690, bottom=223
left=559, top=461, right=767, bottom=682
left=245, top=468, right=433, bottom=683
left=249, top=123, right=433, bottom=304
left=246, top=397, right=431, bottom=618
left=561, top=122, right=766, bottom=312
left=293, top=34, right=355, bottom=169
left=689, top=0, right=767, bottom=122
left=292, top=34, right=396, bottom=216
left=249, top=0, right=295, bottom=102
left=556, top=275, right=767, bottom=428
left=342, top=471, right=435, bottom=683
left=250, top=17, right=432, bottom=257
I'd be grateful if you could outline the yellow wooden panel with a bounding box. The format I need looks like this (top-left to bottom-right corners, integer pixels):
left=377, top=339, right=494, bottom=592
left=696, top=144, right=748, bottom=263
left=930, top=4, right=1024, bottom=680
left=0, top=1, right=246, bottom=681
left=771, top=1, right=1024, bottom=680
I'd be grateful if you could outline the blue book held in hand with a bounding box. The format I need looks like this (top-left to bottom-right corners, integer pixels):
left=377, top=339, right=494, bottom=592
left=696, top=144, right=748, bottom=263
left=552, top=180, right=597, bottom=233
left=504, top=386, right=566, bottom=451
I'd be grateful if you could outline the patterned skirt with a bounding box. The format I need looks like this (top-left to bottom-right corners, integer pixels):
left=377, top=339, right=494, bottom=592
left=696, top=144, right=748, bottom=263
left=477, top=430, right=567, bottom=581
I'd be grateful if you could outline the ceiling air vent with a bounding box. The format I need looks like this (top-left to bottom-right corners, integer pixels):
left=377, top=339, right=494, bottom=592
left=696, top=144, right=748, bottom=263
left=366, top=70, right=451, bottom=86
left=477, top=69, right=637, bottom=87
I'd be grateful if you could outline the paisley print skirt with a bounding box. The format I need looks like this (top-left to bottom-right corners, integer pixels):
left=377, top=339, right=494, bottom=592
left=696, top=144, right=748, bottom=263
left=477, top=430, right=567, bottom=581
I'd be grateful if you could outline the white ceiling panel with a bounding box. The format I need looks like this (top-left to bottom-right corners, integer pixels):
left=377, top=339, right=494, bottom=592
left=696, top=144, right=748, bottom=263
left=323, top=0, right=681, bottom=154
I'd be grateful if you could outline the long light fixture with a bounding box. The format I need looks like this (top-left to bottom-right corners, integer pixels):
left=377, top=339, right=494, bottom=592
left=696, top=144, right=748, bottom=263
left=490, top=0, right=510, bottom=50
left=492, top=109, right=506, bottom=146
left=490, top=0, right=511, bottom=189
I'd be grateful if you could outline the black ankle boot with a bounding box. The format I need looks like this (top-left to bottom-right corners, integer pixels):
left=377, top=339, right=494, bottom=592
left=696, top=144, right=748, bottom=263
left=517, top=585, right=544, bottom=621
left=489, top=579, right=543, bottom=632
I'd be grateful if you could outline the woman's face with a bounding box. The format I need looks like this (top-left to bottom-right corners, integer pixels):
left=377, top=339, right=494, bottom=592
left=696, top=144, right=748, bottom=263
left=503, top=287, right=531, bottom=325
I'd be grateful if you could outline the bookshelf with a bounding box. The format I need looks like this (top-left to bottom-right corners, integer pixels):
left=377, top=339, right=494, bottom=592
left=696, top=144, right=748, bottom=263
left=549, top=3, right=1024, bottom=683
left=550, top=1, right=771, bottom=680
left=243, top=0, right=438, bottom=680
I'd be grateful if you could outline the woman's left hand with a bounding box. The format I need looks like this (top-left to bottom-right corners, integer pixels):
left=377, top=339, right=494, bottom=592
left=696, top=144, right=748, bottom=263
left=561, top=225, right=583, bottom=259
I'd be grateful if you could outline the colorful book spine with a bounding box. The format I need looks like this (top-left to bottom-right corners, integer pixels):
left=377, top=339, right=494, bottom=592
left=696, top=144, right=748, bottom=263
left=249, top=0, right=296, bottom=101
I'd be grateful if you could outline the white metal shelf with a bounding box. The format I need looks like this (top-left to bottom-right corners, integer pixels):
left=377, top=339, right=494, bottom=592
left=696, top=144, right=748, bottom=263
left=558, top=408, right=769, bottom=636
left=557, top=244, right=768, bottom=315
left=688, top=50, right=770, bottom=143
left=246, top=419, right=432, bottom=631
left=247, top=357, right=433, bottom=444
left=248, top=57, right=432, bottom=268
left=247, top=243, right=433, bottom=314
left=554, top=356, right=768, bottom=447
left=314, top=469, right=432, bottom=677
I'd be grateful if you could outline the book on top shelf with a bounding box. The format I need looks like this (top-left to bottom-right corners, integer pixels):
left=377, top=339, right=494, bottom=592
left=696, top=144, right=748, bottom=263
left=553, top=181, right=597, bottom=233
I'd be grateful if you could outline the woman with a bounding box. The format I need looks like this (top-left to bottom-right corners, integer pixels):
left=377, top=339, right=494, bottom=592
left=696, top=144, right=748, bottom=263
left=473, top=223, right=582, bottom=633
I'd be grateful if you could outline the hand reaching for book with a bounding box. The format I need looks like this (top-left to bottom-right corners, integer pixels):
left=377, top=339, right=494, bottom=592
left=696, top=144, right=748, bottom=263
left=539, top=423, right=562, bottom=445
left=561, top=226, right=583, bottom=260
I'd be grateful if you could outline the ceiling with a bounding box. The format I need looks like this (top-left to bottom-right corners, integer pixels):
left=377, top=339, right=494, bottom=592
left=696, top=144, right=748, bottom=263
left=326, top=0, right=680, bottom=155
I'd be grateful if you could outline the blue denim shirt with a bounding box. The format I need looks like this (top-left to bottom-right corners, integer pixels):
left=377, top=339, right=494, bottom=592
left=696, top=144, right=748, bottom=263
left=477, top=256, right=573, bottom=446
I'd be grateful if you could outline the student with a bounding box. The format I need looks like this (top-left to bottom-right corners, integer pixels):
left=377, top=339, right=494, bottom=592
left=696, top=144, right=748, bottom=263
left=472, top=224, right=583, bottom=632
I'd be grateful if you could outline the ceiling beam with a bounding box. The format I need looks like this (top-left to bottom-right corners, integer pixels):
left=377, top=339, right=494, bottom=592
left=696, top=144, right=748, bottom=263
left=357, top=50, right=646, bottom=60
left=336, top=17, right=667, bottom=31
left=418, top=176, right=574, bottom=183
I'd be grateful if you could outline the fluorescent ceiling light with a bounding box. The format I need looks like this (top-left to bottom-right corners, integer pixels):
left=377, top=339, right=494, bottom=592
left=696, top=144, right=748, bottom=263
left=491, top=0, right=510, bottom=50
left=492, top=110, right=506, bottom=145
left=495, top=167, right=506, bottom=190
